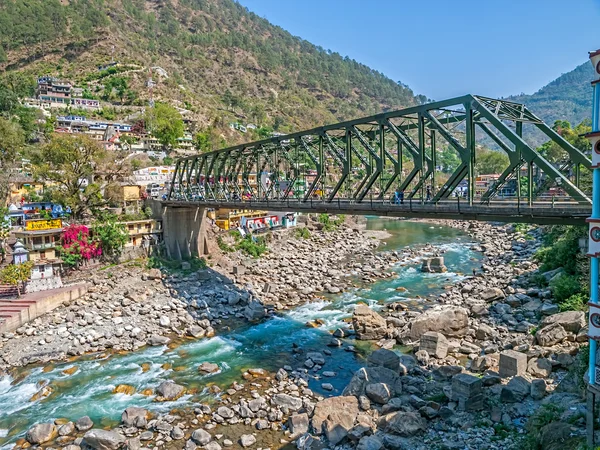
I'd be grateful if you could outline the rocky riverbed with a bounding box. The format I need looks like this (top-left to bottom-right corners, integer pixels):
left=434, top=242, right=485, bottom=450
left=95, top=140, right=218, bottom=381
left=1, top=217, right=590, bottom=450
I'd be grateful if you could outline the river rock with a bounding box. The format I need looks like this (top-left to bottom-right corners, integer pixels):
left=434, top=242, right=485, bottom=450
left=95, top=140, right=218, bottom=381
left=191, top=429, right=212, bottom=445
left=527, top=357, right=553, bottom=377
left=378, top=411, right=426, bottom=436
left=58, top=422, right=75, bottom=436
left=540, top=311, right=586, bottom=333
left=289, top=413, right=309, bottom=437
left=357, top=435, right=384, bottom=450
left=367, top=348, right=400, bottom=371
left=122, top=407, right=148, bottom=428
left=352, top=304, right=388, bottom=340
left=148, top=335, right=170, bottom=346
left=312, top=396, right=359, bottom=443
left=271, top=393, right=303, bottom=411
left=365, top=382, right=392, bottom=404
left=198, top=362, right=220, bottom=374
left=81, top=429, right=126, bottom=450
left=26, top=423, right=58, bottom=444
left=409, top=306, right=469, bottom=339
left=531, top=379, right=547, bottom=400
left=480, top=287, right=505, bottom=302
left=75, top=416, right=93, bottom=431
left=344, top=366, right=402, bottom=398
left=240, top=434, right=256, bottom=447
left=244, top=300, right=266, bottom=321
left=536, top=323, right=567, bottom=346
left=500, top=376, right=531, bottom=402
left=420, top=257, right=447, bottom=273
left=217, top=406, right=234, bottom=419
left=155, top=381, right=185, bottom=401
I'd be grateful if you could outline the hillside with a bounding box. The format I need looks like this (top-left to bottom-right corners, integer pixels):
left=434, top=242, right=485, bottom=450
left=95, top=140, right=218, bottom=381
left=508, top=60, right=594, bottom=144
left=0, top=0, right=426, bottom=145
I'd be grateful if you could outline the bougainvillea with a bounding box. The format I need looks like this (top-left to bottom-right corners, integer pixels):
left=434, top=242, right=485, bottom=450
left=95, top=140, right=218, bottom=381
left=58, top=224, right=102, bottom=267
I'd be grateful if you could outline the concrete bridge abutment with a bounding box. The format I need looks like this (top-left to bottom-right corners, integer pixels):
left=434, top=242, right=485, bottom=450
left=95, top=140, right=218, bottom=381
left=162, top=205, right=209, bottom=260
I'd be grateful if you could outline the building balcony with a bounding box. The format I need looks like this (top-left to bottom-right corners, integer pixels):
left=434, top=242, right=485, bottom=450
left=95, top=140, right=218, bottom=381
left=30, top=242, right=56, bottom=250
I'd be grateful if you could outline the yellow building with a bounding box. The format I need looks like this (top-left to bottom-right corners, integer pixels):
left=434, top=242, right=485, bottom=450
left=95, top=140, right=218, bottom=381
left=214, top=209, right=268, bottom=231
left=106, top=183, right=141, bottom=203
left=13, top=219, right=63, bottom=280
left=7, top=175, right=44, bottom=204
left=120, top=219, right=163, bottom=248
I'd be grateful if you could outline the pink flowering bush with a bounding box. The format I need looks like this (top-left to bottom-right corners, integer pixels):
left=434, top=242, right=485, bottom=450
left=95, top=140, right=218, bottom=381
left=58, top=224, right=102, bottom=268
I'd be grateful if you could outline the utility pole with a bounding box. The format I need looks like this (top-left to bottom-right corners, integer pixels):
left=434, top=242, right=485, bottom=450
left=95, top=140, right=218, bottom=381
left=586, top=48, right=600, bottom=448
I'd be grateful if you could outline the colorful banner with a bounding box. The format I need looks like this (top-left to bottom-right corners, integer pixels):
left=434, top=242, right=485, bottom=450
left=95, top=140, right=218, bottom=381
left=25, top=219, right=62, bottom=231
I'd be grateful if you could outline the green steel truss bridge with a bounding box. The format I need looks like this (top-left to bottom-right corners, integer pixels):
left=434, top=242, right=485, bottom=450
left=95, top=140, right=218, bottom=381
left=166, top=95, right=592, bottom=225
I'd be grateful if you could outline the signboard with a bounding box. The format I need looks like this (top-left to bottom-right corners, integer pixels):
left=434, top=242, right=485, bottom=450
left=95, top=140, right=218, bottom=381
left=25, top=219, right=62, bottom=231
left=589, top=303, right=600, bottom=340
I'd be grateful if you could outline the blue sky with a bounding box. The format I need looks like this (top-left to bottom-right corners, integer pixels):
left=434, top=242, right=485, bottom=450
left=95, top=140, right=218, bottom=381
left=238, top=0, right=600, bottom=100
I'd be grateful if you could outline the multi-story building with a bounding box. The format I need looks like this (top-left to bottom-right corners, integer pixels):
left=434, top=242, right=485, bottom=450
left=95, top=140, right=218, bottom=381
left=37, top=76, right=72, bottom=105
left=120, top=219, right=163, bottom=249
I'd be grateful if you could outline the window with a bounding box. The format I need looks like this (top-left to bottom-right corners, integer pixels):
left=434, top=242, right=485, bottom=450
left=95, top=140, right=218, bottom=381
left=33, top=237, right=43, bottom=246
left=40, top=251, right=46, bottom=259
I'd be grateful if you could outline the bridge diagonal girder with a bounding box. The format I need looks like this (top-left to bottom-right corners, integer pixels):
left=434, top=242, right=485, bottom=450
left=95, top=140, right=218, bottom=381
left=471, top=97, right=591, bottom=205
left=351, top=126, right=382, bottom=202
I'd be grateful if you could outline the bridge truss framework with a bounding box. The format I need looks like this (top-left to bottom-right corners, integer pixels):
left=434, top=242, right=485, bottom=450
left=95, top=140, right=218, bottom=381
left=168, top=94, right=592, bottom=220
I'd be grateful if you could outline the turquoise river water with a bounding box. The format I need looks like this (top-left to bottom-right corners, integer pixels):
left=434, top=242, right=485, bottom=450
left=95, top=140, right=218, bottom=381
left=0, top=218, right=481, bottom=447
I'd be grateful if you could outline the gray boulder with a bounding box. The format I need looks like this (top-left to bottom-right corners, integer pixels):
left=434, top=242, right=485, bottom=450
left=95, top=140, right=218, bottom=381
left=540, top=311, right=586, bottom=333
left=536, top=323, right=567, bottom=346
left=312, top=396, right=359, bottom=437
left=75, top=416, right=93, bottom=432
left=121, top=407, right=148, bottom=427
left=343, top=366, right=402, bottom=398
left=367, top=349, right=400, bottom=371
left=155, top=381, right=185, bottom=400
left=81, top=429, right=126, bottom=450
left=271, top=393, right=303, bottom=411
left=26, top=423, right=58, bottom=444
left=244, top=300, right=266, bottom=321
left=409, top=306, right=469, bottom=339
left=378, top=411, right=426, bottom=436
left=288, top=413, right=309, bottom=437
left=501, top=376, right=531, bottom=403
left=365, top=382, right=392, bottom=404
left=191, top=429, right=212, bottom=445
left=352, top=304, right=388, bottom=340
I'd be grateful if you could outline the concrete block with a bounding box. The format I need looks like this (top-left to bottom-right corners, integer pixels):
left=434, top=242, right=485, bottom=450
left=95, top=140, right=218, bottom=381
left=232, top=265, right=246, bottom=276
left=452, top=373, right=482, bottom=399
left=499, top=350, right=527, bottom=378
left=419, top=331, right=448, bottom=359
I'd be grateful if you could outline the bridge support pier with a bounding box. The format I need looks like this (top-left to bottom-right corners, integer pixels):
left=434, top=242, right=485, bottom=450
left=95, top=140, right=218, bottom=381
left=162, top=206, right=209, bottom=260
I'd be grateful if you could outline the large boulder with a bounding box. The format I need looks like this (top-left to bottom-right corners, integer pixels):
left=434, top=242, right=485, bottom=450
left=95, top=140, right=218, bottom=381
left=81, top=429, right=126, bottom=450
left=271, top=393, right=303, bottom=411
left=244, top=300, right=266, bottom=321
left=121, top=407, right=149, bottom=427
left=26, top=423, right=58, bottom=444
left=409, top=306, right=469, bottom=339
left=540, top=311, right=586, bottom=333
left=191, top=429, right=212, bottom=445
left=378, top=411, right=426, bottom=436
left=312, top=396, right=359, bottom=444
left=500, top=376, right=531, bottom=403
left=352, top=304, right=388, bottom=340
left=343, top=366, right=402, bottom=398
left=480, top=287, right=505, bottom=302
left=538, top=421, right=580, bottom=450
left=420, top=257, right=447, bottom=273
left=367, top=349, right=400, bottom=371
left=536, top=323, right=567, bottom=346
left=155, top=381, right=185, bottom=401
left=365, top=382, right=392, bottom=404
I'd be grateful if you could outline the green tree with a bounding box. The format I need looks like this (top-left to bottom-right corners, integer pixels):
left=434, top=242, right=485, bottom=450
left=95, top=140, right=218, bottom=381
left=144, top=103, right=184, bottom=149
left=103, top=77, right=128, bottom=103
left=0, top=261, right=34, bottom=297
left=93, top=215, right=128, bottom=261
left=476, top=149, right=509, bottom=175
left=0, top=117, right=25, bottom=201
left=194, top=131, right=212, bottom=152
left=538, top=120, right=592, bottom=163
left=32, top=134, right=111, bottom=219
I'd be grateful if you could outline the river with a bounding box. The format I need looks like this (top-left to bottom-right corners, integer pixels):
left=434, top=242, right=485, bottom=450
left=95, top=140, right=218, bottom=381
left=0, top=218, right=481, bottom=447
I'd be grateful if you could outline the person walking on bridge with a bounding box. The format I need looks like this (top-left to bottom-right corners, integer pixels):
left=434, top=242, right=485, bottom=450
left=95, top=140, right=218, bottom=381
left=399, top=189, right=404, bottom=204
left=426, top=185, right=432, bottom=202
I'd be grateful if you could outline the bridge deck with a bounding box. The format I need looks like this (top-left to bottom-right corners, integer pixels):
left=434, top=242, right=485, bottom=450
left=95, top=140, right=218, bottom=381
left=163, top=199, right=590, bottom=225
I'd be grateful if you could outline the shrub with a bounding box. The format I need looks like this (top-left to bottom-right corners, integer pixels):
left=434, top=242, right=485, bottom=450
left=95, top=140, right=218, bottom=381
left=550, top=273, right=582, bottom=302
left=216, top=235, right=234, bottom=253
left=294, top=227, right=311, bottom=239
left=235, top=235, right=267, bottom=258
left=559, top=293, right=588, bottom=312
left=530, top=272, right=549, bottom=288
